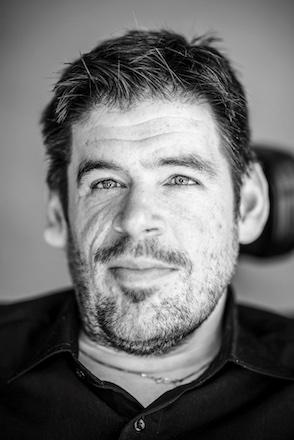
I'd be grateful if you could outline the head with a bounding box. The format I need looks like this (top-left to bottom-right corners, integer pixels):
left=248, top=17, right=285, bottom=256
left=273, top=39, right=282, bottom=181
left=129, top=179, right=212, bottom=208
left=41, top=30, right=269, bottom=355
left=42, top=29, right=253, bottom=213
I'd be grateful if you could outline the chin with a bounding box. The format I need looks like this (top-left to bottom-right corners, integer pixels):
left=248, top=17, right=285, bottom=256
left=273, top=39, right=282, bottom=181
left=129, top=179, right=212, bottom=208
left=89, top=290, right=217, bottom=356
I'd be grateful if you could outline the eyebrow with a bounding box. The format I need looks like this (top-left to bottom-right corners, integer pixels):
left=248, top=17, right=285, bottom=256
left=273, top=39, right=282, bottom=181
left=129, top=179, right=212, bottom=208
left=155, top=154, right=218, bottom=178
left=77, top=159, right=123, bottom=187
left=77, top=153, right=218, bottom=187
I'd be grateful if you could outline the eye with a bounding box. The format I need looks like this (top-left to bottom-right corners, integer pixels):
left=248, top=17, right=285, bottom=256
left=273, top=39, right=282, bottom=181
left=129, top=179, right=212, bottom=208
left=168, top=175, right=199, bottom=186
left=90, top=179, right=123, bottom=190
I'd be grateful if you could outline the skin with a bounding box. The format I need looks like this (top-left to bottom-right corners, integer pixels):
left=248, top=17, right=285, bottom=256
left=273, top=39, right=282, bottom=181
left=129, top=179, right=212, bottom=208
left=65, top=99, right=240, bottom=356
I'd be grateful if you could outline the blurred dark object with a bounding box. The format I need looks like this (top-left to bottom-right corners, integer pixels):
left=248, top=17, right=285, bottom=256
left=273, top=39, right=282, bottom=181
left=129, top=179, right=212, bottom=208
left=240, top=146, right=294, bottom=258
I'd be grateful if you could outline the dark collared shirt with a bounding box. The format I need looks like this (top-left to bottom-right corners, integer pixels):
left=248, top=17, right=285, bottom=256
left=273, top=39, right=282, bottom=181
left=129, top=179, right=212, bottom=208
left=0, top=288, right=294, bottom=439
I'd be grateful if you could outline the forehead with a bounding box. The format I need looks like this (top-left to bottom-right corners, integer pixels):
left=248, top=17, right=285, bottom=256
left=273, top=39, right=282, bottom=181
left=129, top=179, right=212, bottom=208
left=71, top=99, right=223, bottom=163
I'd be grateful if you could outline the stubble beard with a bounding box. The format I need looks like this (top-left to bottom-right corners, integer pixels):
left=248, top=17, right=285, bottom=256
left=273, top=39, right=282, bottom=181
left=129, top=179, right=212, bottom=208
left=66, top=230, right=239, bottom=356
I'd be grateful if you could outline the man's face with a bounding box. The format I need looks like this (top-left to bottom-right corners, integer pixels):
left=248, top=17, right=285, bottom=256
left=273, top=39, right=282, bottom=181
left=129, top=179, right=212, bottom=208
left=66, top=99, right=239, bottom=355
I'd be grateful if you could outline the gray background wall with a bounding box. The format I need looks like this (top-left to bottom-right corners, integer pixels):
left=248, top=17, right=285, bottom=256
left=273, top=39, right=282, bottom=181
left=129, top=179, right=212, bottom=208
left=1, top=0, right=293, bottom=312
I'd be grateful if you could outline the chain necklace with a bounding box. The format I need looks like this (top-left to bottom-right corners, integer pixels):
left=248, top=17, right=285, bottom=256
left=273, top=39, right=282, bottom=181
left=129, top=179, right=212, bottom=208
left=79, top=347, right=210, bottom=386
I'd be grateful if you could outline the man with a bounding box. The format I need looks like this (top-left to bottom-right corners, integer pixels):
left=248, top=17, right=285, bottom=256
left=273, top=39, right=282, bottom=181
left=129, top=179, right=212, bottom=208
left=1, top=29, right=293, bottom=439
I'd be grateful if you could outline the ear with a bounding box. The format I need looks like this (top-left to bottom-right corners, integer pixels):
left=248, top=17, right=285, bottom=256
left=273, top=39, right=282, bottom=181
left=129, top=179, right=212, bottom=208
left=238, top=162, right=270, bottom=244
left=44, top=191, right=68, bottom=249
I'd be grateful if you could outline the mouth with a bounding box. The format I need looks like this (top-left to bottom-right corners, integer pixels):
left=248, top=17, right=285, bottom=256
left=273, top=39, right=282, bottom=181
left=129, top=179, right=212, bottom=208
left=108, top=259, right=178, bottom=286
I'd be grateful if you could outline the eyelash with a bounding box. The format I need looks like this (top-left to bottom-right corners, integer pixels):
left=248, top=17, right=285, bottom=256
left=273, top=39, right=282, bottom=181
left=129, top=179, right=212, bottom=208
left=90, top=179, right=124, bottom=190
left=167, top=175, right=200, bottom=186
left=89, top=175, right=200, bottom=191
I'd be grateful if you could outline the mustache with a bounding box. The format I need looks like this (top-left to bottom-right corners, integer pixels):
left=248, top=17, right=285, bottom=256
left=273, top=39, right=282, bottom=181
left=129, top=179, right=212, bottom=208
left=94, top=236, right=193, bottom=271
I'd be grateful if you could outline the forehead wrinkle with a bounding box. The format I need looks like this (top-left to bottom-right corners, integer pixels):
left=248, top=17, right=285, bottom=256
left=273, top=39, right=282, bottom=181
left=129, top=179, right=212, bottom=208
left=88, top=131, right=201, bottom=145
left=84, top=117, right=200, bottom=142
left=99, top=116, right=198, bottom=127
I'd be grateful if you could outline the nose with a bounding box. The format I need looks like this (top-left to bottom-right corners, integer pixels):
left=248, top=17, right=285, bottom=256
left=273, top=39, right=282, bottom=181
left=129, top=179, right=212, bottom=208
left=112, top=188, right=167, bottom=239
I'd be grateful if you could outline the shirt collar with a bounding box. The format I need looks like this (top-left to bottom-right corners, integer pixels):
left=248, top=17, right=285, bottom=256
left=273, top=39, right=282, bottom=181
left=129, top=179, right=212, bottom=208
left=9, top=287, right=294, bottom=383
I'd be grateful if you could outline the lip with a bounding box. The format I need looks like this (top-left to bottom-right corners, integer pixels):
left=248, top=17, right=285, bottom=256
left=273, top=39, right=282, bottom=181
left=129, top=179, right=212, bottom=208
left=108, top=258, right=176, bottom=271
left=108, top=259, right=178, bottom=286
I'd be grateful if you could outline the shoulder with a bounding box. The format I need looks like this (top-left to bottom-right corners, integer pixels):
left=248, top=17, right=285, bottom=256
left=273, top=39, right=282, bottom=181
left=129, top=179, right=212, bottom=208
left=237, top=302, right=294, bottom=336
left=0, top=288, right=75, bottom=327
left=237, top=302, right=294, bottom=372
left=0, top=288, right=75, bottom=385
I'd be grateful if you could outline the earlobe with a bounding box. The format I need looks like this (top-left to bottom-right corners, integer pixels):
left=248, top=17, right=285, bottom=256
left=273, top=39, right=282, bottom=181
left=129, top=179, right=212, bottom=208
left=44, top=191, right=68, bottom=249
left=238, top=162, right=270, bottom=244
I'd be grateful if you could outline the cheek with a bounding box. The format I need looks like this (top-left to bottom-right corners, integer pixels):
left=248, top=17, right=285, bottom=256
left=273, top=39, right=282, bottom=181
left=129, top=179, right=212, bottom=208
left=69, top=197, right=118, bottom=251
left=165, top=197, right=206, bottom=237
left=170, top=199, right=235, bottom=252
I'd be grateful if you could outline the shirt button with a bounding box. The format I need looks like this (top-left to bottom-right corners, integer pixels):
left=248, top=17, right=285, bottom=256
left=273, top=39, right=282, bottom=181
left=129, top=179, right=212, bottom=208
left=134, top=418, right=146, bottom=432
left=76, top=368, right=85, bottom=379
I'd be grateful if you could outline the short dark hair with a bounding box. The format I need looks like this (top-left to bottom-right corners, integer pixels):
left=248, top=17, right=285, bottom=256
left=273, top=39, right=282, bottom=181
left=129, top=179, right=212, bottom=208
left=41, top=29, right=254, bottom=213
